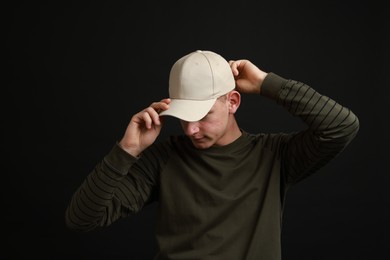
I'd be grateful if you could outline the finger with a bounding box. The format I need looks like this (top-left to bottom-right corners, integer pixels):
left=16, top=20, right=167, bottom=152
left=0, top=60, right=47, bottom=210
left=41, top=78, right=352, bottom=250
left=140, top=111, right=153, bottom=129
left=229, top=60, right=239, bottom=76
left=144, top=107, right=161, bottom=126
left=160, top=98, right=171, bottom=104
left=150, top=100, right=170, bottom=113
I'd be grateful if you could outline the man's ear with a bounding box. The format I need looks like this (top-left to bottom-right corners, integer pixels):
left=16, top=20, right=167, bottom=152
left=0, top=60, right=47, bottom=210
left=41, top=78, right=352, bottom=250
left=228, top=90, right=241, bottom=114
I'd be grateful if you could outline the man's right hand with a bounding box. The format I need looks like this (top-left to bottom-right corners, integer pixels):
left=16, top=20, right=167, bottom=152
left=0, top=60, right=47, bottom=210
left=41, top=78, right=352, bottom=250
left=119, top=98, right=171, bottom=157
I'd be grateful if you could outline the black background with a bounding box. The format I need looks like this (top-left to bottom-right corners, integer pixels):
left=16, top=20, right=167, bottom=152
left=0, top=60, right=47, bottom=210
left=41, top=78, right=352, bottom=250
left=4, top=1, right=389, bottom=259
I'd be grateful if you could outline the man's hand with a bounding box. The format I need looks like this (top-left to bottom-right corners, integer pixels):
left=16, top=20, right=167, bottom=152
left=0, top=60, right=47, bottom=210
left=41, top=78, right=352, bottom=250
left=229, top=59, right=268, bottom=94
left=119, top=98, right=171, bottom=157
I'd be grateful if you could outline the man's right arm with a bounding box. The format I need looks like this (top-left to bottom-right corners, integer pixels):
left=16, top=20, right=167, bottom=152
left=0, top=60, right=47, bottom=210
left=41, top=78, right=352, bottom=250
left=65, top=99, right=171, bottom=232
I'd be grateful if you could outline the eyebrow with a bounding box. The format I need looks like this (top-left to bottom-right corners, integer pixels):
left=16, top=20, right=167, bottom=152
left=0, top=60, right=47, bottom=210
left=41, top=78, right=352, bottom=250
left=206, top=109, right=214, bottom=115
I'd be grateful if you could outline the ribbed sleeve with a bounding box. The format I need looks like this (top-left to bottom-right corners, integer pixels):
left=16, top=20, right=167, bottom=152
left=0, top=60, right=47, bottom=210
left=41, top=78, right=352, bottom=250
left=262, top=73, right=360, bottom=183
left=65, top=142, right=170, bottom=231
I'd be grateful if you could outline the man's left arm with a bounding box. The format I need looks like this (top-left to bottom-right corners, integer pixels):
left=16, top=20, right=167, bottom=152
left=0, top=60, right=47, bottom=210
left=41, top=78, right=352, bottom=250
left=262, top=73, right=360, bottom=183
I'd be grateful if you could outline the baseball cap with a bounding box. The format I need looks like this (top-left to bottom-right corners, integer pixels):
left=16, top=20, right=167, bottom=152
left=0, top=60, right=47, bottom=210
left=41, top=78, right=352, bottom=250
left=159, top=50, right=235, bottom=122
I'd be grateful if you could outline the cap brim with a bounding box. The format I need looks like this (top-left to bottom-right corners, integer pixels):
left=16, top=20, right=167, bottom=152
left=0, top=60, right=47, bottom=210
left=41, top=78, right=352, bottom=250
left=159, top=98, right=216, bottom=122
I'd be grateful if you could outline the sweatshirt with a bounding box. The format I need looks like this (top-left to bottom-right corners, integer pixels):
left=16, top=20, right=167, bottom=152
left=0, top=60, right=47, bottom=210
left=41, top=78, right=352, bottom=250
left=65, top=73, right=359, bottom=260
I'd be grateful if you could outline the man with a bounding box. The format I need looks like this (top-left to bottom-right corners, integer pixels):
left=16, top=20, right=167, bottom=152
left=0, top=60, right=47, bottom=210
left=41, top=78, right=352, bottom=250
left=65, top=50, right=359, bottom=259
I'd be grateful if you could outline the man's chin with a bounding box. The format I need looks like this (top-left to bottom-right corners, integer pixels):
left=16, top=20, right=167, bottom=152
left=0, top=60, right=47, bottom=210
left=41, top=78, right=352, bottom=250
left=191, top=139, right=213, bottom=149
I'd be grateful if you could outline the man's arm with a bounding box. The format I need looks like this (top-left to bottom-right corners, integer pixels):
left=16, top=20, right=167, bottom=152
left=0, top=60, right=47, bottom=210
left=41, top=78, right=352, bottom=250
left=230, top=59, right=360, bottom=182
left=65, top=99, right=171, bottom=231
left=262, top=73, right=359, bottom=182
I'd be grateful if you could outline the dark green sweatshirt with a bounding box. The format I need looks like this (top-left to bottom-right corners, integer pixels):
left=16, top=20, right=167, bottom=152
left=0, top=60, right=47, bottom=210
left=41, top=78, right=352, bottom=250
left=65, top=73, right=359, bottom=260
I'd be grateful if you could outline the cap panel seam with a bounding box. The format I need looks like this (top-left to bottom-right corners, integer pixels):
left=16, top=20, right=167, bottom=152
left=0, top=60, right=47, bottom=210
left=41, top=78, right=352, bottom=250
left=199, top=52, right=216, bottom=97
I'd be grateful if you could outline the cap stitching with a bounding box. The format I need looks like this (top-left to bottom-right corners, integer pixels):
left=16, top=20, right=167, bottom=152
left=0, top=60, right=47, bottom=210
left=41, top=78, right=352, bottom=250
left=199, top=51, right=216, bottom=97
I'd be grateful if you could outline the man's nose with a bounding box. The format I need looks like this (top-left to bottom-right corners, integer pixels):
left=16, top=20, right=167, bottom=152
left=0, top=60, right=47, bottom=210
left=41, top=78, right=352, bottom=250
left=183, top=121, right=200, bottom=135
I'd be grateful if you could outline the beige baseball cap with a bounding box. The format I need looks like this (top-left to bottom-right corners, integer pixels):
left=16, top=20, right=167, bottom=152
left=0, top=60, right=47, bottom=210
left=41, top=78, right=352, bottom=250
left=159, top=50, right=235, bottom=122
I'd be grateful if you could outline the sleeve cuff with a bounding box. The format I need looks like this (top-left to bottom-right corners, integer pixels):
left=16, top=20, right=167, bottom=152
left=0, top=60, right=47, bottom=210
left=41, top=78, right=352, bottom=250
left=103, top=143, right=139, bottom=176
left=260, top=72, right=288, bottom=100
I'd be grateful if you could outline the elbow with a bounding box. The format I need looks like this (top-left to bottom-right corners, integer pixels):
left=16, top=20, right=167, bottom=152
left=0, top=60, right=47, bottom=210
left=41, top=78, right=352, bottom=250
left=333, top=111, right=360, bottom=146
left=343, top=111, right=360, bottom=142
left=319, top=110, right=360, bottom=148
left=64, top=206, right=100, bottom=232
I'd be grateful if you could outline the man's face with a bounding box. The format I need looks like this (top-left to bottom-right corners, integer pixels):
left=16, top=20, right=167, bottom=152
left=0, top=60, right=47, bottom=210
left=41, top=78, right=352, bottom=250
left=180, top=96, right=231, bottom=149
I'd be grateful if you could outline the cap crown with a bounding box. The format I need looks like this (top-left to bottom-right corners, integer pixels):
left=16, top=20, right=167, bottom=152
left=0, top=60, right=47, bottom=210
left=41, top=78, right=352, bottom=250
left=169, top=50, right=235, bottom=100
